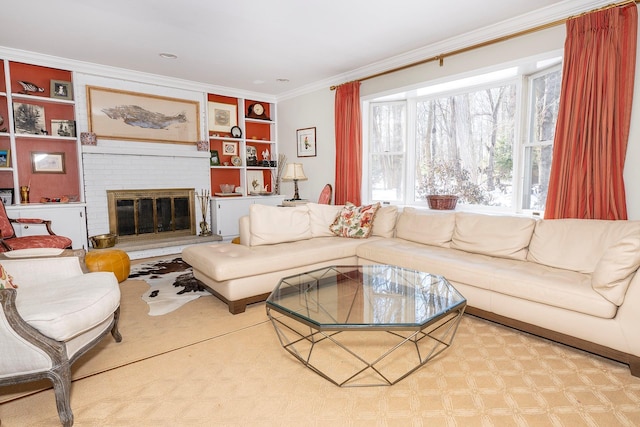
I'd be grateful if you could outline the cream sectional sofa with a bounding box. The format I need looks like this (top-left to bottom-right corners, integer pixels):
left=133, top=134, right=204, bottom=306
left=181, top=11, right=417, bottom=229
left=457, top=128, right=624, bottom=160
left=182, top=203, right=640, bottom=377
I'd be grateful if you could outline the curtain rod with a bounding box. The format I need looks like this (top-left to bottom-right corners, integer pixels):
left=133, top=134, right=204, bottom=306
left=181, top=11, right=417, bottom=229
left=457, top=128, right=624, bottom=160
left=330, top=0, right=638, bottom=90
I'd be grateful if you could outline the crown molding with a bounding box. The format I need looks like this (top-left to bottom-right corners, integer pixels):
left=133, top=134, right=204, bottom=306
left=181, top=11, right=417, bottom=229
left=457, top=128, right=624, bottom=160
left=0, top=46, right=277, bottom=103
left=276, top=0, right=615, bottom=101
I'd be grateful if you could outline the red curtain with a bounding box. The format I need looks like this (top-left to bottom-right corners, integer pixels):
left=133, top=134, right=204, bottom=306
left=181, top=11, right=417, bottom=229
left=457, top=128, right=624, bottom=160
left=334, top=81, right=362, bottom=205
left=545, top=4, right=637, bottom=220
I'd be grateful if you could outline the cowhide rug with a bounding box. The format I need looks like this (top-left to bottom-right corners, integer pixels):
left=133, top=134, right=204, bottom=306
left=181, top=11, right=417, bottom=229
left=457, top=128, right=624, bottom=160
left=128, top=257, right=210, bottom=316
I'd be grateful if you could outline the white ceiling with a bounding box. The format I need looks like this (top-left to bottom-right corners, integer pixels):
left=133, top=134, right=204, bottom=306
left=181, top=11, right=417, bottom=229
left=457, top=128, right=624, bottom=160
left=0, top=0, right=612, bottom=98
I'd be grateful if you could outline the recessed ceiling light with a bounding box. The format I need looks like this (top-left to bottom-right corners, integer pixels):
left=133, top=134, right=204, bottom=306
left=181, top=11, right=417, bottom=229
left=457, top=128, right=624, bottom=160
left=276, top=78, right=290, bottom=83
left=159, top=53, right=178, bottom=59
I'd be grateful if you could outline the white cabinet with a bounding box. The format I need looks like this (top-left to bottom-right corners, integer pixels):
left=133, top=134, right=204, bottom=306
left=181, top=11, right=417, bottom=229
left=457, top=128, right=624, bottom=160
left=6, top=203, right=88, bottom=250
left=211, top=195, right=286, bottom=239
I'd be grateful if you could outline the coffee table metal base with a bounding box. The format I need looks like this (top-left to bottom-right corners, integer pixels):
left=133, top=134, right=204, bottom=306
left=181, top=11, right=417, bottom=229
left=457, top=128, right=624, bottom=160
left=266, top=306, right=465, bottom=387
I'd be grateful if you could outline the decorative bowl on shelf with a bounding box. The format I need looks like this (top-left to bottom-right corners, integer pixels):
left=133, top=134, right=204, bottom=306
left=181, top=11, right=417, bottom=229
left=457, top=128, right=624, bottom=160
left=219, top=184, right=235, bottom=194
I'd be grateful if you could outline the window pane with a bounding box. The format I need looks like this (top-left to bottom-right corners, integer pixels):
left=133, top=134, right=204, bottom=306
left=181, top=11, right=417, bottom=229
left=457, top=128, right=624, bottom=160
left=415, top=85, right=516, bottom=207
left=371, top=154, right=404, bottom=201
left=530, top=70, right=561, bottom=143
left=522, top=144, right=553, bottom=210
left=370, top=103, right=405, bottom=153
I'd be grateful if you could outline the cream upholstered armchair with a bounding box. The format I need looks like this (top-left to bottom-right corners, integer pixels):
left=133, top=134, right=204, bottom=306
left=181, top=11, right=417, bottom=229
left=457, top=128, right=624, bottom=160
left=0, top=253, right=122, bottom=426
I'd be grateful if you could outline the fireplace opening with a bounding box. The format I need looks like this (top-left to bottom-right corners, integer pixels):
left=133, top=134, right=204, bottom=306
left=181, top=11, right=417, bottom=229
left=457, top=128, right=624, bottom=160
left=107, top=189, right=196, bottom=243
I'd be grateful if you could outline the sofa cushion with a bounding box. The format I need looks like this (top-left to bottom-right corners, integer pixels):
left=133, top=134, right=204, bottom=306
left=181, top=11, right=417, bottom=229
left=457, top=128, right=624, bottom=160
left=15, top=272, right=120, bottom=341
left=249, top=204, right=311, bottom=246
left=591, top=235, right=640, bottom=305
left=357, top=238, right=616, bottom=319
left=308, top=203, right=343, bottom=237
left=0, top=264, right=17, bottom=289
left=330, top=202, right=380, bottom=238
left=371, top=205, right=398, bottom=238
left=527, top=218, right=640, bottom=274
left=450, top=212, right=536, bottom=260
left=183, top=237, right=377, bottom=282
left=395, top=208, right=455, bottom=247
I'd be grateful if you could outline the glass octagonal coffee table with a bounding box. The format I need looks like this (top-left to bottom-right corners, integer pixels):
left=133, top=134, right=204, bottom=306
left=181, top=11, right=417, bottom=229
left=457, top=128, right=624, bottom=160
left=266, top=265, right=466, bottom=387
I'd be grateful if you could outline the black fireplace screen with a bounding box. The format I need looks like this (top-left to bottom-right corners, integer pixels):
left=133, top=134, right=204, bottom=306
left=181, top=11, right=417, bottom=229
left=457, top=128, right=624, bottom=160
left=108, top=189, right=195, bottom=242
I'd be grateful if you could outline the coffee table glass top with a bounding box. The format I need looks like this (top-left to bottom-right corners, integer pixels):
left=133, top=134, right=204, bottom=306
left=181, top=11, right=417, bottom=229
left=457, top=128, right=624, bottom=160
left=266, top=265, right=466, bottom=330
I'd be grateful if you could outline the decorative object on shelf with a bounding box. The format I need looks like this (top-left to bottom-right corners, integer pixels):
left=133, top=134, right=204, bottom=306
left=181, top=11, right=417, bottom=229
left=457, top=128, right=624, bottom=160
left=0, top=148, right=9, bottom=168
left=246, top=170, right=265, bottom=194
left=31, top=152, right=65, bottom=174
left=282, top=163, right=308, bottom=200
left=219, top=184, right=235, bottom=194
left=208, top=101, right=237, bottom=133
left=231, top=155, right=242, bottom=166
left=274, top=153, right=287, bottom=195
left=0, top=113, right=5, bottom=132
left=230, top=125, right=242, bottom=138
left=87, top=86, right=200, bottom=144
left=296, top=127, right=317, bottom=157
left=51, top=119, right=76, bottom=137
left=17, top=80, right=45, bottom=94
left=13, top=103, right=46, bottom=134
left=197, top=189, right=212, bottom=236
left=50, top=80, right=73, bottom=100
left=196, top=140, right=209, bottom=151
left=210, top=150, right=220, bottom=166
left=0, top=188, right=13, bottom=205
left=19, top=185, right=29, bottom=204
left=80, top=131, right=98, bottom=145
left=246, top=102, right=270, bottom=120
left=246, top=145, right=258, bottom=166
left=222, top=141, right=238, bottom=156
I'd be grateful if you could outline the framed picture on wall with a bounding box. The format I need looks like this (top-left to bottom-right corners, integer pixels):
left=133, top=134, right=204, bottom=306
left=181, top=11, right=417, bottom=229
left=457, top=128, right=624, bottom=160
left=31, top=152, right=66, bottom=174
left=296, top=127, right=316, bottom=157
left=208, top=102, right=237, bottom=133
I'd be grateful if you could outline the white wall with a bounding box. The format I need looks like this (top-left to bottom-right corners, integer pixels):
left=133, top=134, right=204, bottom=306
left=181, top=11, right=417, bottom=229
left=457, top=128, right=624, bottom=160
left=277, top=89, right=335, bottom=202
left=278, top=25, right=640, bottom=219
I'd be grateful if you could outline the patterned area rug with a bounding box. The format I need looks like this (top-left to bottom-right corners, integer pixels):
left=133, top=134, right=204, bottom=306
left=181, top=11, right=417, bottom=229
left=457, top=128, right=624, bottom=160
left=128, top=257, right=210, bottom=316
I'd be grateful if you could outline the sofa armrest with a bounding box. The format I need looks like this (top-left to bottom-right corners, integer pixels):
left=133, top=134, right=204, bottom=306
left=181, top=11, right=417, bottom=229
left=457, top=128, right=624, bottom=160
left=239, top=215, right=251, bottom=246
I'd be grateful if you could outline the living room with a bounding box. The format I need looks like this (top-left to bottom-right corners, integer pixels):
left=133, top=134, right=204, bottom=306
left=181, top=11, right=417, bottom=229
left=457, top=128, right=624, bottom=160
left=2, top=0, right=640, bottom=425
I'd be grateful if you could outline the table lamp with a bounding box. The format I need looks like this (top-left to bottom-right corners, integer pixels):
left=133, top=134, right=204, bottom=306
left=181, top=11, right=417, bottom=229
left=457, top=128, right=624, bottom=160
left=282, top=163, right=308, bottom=200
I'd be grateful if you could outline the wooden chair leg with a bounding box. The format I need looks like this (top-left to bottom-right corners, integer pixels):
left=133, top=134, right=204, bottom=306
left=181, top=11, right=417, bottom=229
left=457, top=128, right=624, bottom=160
left=48, top=364, right=73, bottom=427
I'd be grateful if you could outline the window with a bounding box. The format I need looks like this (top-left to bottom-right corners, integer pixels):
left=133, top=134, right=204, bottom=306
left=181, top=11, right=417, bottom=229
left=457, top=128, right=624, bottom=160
left=365, top=58, right=562, bottom=214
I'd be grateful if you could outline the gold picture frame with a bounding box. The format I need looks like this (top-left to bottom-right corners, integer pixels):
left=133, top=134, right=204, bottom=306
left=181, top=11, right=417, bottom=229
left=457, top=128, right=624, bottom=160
left=31, top=152, right=65, bottom=174
left=87, top=86, right=200, bottom=144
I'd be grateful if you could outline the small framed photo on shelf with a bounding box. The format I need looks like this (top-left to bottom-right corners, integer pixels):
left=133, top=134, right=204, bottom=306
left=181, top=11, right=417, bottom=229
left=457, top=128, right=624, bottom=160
left=0, top=188, right=13, bottom=206
left=51, top=119, right=76, bottom=137
left=0, top=148, right=10, bottom=167
left=222, top=141, right=238, bottom=156
left=31, top=152, right=65, bottom=174
left=50, top=80, right=73, bottom=100
left=296, top=127, right=317, bottom=157
left=210, top=150, right=220, bottom=166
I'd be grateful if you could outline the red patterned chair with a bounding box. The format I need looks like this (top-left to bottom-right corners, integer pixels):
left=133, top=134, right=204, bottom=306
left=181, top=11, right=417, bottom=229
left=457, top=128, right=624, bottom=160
left=318, top=184, right=332, bottom=204
left=0, top=201, right=72, bottom=252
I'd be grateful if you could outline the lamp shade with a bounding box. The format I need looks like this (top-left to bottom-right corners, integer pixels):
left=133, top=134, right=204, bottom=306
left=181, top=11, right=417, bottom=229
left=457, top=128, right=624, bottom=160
left=282, top=163, right=308, bottom=181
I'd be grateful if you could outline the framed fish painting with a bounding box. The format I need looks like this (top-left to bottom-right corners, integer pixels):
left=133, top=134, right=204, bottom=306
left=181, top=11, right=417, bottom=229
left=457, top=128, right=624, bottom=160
left=87, top=86, right=200, bottom=144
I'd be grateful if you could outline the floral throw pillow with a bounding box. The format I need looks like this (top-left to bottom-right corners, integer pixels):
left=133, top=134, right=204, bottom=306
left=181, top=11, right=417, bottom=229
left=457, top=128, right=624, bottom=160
left=330, top=202, right=380, bottom=238
left=0, top=264, right=17, bottom=289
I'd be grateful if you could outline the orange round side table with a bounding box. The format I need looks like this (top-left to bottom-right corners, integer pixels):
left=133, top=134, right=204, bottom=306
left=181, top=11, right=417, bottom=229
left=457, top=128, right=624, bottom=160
left=85, top=249, right=131, bottom=283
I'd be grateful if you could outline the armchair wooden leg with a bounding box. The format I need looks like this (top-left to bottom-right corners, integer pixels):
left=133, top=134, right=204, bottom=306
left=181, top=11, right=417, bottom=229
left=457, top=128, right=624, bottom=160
left=48, top=364, right=73, bottom=427
left=111, top=306, right=122, bottom=342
